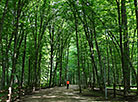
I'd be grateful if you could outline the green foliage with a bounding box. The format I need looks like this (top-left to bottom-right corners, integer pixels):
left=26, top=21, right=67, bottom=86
left=0, top=0, right=138, bottom=98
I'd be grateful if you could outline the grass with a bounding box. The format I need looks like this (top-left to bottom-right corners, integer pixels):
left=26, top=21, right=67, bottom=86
left=77, top=87, right=138, bottom=101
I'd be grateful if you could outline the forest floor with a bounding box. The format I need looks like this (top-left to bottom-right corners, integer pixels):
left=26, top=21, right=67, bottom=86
left=17, top=85, right=138, bottom=102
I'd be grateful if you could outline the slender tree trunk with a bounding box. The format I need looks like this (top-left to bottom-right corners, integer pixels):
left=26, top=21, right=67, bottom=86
left=106, top=36, right=110, bottom=86
left=10, top=0, right=22, bottom=87
left=121, top=0, right=129, bottom=96
left=65, top=44, right=69, bottom=84
left=1, top=46, right=6, bottom=89
left=113, top=47, right=117, bottom=85
left=109, top=44, right=115, bottom=84
left=59, top=33, right=64, bottom=86
left=0, top=0, right=9, bottom=90
left=59, top=47, right=63, bottom=86
left=116, top=0, right=127, bottom=96
left=8, top=2, right=23, bottom=101
left=134, top=0, right=138, bottom=95
left=34, top=6, right=38, bottom=88
left=28, top=56, right=31, bottom=87
left=49, top=25, right=54, bottom=87
left=38, top=52, right=42, bottom=88
left=52, top=55, right=59, bottom=86
left=92, top=22, right=103, bottom=90
left=80, top=2, right=99, bottom=87
left=6, top=34, right=9, bottom=86
left=74, top=11, right=81, bottom=93
left=21, top=32, right=27, bottom=88
left=80, top=33, right=87, bottom=88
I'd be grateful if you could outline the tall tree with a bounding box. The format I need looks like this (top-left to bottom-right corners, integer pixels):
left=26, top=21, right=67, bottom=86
left=121, top=0, right=129, bottom=96
left=134, top=0, right=138, bottom=95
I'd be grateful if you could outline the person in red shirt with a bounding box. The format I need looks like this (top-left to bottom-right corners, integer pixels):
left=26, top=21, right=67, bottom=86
left=67, top=81, right=69, bottom=89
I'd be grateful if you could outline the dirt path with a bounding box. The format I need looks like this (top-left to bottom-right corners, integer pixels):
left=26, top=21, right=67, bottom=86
left=17, top=85, right=134, bottom=102
left=18, top=85, right=99, bottom=102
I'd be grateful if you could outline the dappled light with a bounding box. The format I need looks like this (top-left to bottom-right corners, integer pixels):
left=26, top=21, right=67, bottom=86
left=19, top=85, right=98, bottom=102
left=42, top=95, right=57, bottom=98
left=18, top=85, right=132, bottom=102
left=31, top=96, right=41, bottom=99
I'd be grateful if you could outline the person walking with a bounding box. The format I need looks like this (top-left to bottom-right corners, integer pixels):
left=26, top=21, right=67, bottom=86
left=67, top=81, right=69, bottom=89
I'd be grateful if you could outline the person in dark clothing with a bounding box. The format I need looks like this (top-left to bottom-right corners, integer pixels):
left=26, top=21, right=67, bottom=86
left=67, top=81, right=69, bottom=89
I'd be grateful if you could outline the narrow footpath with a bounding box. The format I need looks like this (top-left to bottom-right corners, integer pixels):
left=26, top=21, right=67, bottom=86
left=18, top=85, right=101, bottom=102
left=17, top=85, right=136, bottom=102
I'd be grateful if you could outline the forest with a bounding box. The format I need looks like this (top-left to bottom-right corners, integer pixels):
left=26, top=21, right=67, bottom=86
left=0, top=0, right=138, bottom=101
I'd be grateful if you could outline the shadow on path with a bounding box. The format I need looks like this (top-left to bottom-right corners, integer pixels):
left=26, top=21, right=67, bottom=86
left=18, top=85, right=97, bottom=102
left=17, top=85, right=129, bottom=102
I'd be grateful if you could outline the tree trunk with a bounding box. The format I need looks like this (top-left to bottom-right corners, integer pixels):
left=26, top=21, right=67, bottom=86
left=21, top=33, right=27, bottom=88
left=65, top=44, right=69, bottom=85
left=49, top=25, right=54, bottom=87
left=59, top=46, right=63, bottom=86
left=92, top=21, right=103, bottom=90
left=10, top=0, right=22, bottom=87
left=0, top=0, right=9, bottom=89
left=106, top=36, right=110, bottom=86
left=28, top=56, right=31, bottom=87
left=38, top=52, right=42, bottom=88
left=52, top=55, right=59, bottom=86
left=1, top=41, right=6, bottom=89
left=80, top=1, right=99, bottom=87
left=121, top=0, right=129, bottom=96
left=34, top=8, right=38, bottom=88
left=134, top=0, right=138, bottom=95
left=74, top=11, right=81, bottom=93
left=59, top=33, right=64, bottom=86
left=80, top=32, right=87, bottom=88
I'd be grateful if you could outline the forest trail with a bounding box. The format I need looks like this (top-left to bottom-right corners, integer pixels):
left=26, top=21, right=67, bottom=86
left=18, top=85, right=101, bottom=102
